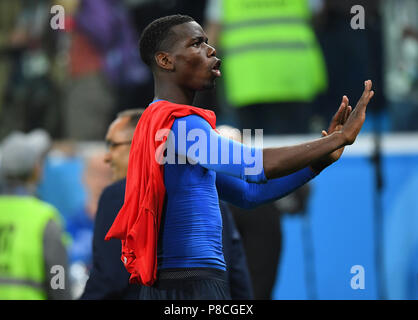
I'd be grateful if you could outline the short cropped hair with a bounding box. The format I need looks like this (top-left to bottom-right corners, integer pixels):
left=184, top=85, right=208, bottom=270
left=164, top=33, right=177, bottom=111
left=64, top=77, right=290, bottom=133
left=117, top=108, right=145, bottom=129
left=139, top=14, right=195, bottom=67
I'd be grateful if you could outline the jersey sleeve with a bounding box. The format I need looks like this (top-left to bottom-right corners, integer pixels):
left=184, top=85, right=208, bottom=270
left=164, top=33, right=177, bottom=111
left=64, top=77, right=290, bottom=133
left=215, top=167, right=317, bottom=209
left=168, top=115, right=267, bottom=183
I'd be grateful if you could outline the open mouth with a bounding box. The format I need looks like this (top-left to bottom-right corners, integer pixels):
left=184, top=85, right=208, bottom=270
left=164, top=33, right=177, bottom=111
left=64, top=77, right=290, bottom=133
left=211, top=59, right=222, bottom=77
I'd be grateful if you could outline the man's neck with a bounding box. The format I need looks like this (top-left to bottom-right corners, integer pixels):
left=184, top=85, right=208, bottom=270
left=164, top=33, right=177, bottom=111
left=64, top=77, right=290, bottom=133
left=153, top=78, right=195, bottom=106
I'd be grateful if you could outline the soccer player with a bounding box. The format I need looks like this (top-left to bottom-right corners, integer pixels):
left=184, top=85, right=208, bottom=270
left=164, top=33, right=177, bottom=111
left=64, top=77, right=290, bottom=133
left=105, top=15, right=374, bottom=300
left=82, top=109, right=253, bottom=299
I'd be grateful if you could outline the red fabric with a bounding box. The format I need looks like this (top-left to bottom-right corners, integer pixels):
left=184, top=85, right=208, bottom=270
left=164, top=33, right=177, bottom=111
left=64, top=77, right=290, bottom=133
left=105, top=100, right=217, bottom=286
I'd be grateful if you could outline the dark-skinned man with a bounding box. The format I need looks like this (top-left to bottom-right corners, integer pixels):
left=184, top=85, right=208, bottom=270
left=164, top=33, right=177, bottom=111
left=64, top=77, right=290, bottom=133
left=105, top=15, right=374, bottom=300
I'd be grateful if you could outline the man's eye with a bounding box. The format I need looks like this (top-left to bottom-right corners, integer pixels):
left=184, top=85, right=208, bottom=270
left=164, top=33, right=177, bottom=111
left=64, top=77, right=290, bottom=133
left=193, top=41, right=201, bottom=47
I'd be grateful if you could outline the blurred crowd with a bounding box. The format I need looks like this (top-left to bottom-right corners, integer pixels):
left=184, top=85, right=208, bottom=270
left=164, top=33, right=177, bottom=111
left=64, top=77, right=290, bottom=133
left=0, top=0, right=417, bottom=299
left=0, top=0, right=416, bottom=140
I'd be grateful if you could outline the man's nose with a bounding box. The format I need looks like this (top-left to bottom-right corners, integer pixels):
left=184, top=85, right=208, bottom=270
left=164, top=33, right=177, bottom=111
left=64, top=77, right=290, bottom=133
left=104, top=151, right=111, bottom=164
left=207, top=43, right=216, bottom=57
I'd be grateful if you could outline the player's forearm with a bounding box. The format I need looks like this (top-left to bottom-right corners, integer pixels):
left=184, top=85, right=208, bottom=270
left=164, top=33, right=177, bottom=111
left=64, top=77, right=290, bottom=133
left=246, top=167, right=316, bottom=209
left=263, top=131, right=346, bottom=179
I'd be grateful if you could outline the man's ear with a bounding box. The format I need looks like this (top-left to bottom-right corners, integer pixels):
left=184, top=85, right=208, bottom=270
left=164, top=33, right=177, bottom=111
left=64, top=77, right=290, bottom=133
left=155, top=51, right=174, bottom=71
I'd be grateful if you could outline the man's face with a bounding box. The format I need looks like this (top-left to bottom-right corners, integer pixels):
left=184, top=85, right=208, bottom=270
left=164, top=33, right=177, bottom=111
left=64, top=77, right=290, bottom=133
left=168, top=21, right=221, bottom=91
left=104, top=117, right=133, bottom=182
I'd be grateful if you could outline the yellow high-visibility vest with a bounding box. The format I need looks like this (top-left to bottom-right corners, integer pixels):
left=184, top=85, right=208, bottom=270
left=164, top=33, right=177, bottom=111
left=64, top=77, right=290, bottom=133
left=0, top=196, right=61, bottom=299
left=219, top=0, right=328, bottom=107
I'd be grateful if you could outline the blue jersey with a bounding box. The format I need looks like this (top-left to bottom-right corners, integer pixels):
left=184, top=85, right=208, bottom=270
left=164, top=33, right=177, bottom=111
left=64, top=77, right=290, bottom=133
left=158, top=114, right=316, bottom=270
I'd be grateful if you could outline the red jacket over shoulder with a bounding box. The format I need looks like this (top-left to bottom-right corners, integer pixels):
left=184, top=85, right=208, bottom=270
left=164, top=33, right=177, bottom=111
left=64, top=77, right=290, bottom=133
left=105, top=100, right=217, bottom=286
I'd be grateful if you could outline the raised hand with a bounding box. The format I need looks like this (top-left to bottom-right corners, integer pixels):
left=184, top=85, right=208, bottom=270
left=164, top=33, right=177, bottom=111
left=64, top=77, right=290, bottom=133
left=263, top=80, right=374, bottom=179
left=310, top=80, right=374, bottom=173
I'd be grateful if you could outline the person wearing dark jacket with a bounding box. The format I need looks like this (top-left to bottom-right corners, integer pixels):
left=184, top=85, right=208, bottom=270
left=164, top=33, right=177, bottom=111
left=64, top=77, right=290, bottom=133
left=220, top=200, right=253, bottom=299
left=81, top=178, right=139, bottom=299
left=80, top=109, right=143, bottom=300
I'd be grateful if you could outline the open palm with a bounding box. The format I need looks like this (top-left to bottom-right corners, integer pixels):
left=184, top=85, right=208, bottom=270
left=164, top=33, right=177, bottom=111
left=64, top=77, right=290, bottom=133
left=321, top=95, right=352, bottom=163
left=311, top=80, right=374, bottom=173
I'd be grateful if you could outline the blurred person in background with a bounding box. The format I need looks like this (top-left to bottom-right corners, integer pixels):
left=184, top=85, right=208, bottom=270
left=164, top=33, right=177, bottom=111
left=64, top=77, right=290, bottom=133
left=72, top=0, right=152, bottom=123
left=66, top=151, right=113, bottom=268
left=0, top=1, right=21, bottom=137
left=382, top=0, right=418, bottom=131
left=0, top=0, right=210, bottom=141
left=65, top=150, right=112, bottom=298
left=0, top=129, right=70, bottom=299
left=313, top=0, right=385, bottom=130
left=61, top=0, right=115, bottom=141
left=82, top=109, right=254, bottom=299
left=218, top=199, right=254, bottom=299
left=0, top=0, right=62, bottom=140
left=204, top=0, right=328, bottom=134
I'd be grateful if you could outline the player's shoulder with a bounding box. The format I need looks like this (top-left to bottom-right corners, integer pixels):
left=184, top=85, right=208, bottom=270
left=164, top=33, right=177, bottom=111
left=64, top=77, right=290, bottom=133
left=173, top=114, right=211, bottom=129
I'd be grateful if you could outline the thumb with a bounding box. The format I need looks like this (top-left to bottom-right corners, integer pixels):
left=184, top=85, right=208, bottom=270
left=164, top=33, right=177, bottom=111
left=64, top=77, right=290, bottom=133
left=321, top=130, right=328, bottom=137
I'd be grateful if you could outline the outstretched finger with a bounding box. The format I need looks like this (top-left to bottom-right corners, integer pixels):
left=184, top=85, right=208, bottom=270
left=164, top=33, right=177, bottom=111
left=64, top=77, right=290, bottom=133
left=367, top=79, right=373, bottom=91
left=362, top=80, right=373, bottom=101
left=340, top=96, right=349, bottom=120
left=354, top=80, right=374, bottom=113
left=342, top=95, right=349, bottom=108
left=361, top=80, right=372, bottom=95
left=343, top=105, right=352, bottom=123
left=339, top=96, right=350, bottom=125
left=329, top=96, right=348, bottom=132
